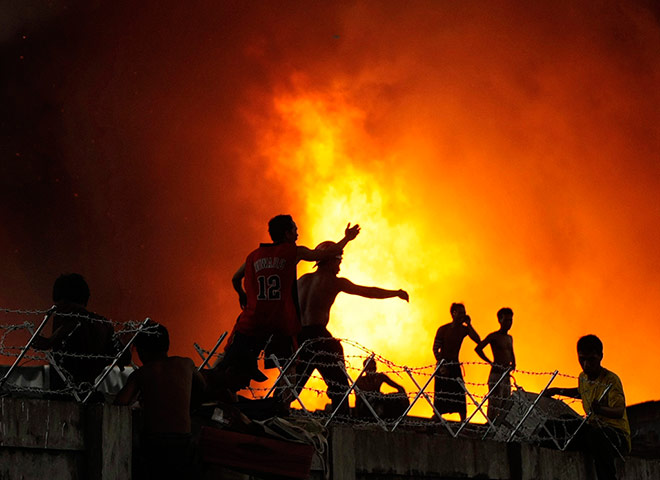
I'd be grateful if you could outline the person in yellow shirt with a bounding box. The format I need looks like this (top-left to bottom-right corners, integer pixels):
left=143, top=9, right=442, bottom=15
left=545, top=334, right=630, bottom=480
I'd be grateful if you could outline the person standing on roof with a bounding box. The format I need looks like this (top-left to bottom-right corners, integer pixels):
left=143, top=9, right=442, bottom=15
left=293, top=240, right=409, bottom=414
left=219, top=215, right=360, bottom=392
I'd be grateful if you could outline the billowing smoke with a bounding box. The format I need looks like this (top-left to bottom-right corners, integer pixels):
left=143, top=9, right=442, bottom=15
left=1, top=1, right=659, bottom=406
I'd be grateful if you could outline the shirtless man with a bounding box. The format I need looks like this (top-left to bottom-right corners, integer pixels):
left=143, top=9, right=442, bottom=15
left=475, top=307, right=516, bottom=420
left=294, top=240, right=408, bottom=414
left=115, top=323, right=206, bottom=479
left=432, top=303, right=481, bottom=422
left=222, top=215, right=360, bottom=390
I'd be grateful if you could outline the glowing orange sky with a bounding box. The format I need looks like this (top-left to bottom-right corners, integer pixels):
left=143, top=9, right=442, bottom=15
left=1, top=2, right=659, bottom=416
left=236, top=2, right=660, bottom=412
left=244, top=74, right=660, bottom=415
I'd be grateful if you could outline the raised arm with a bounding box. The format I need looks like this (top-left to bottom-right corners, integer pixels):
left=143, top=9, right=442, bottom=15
left=465, top=319, right=481, bottom=345
left=232, top=263, right=247, bottom=309
left=296, top=223, right=361, bottom=263
left=338, top=278, right=409, bottom=301
left=335, top=223, right=361, bottom=250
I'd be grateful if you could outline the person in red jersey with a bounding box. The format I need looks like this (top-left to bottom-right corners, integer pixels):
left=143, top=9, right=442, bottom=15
left=217, top=215, right=360, bottom=394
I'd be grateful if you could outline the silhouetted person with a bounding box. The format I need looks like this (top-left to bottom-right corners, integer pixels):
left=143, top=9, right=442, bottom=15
left=475, top=307, right=516, bottom=420
left=115, top=322, right=206, bottom=480
left=355, top=358, right=409, bottom=419
left=33, top=273, right=129, bottom=397
left=544, top=335, right=630, bottom=480
left=432, top=303, right=481, bottom=422
left=294, top=240, right=408, bottom=414
left=221, top=215, right=360, bottom=395
left=205, top=347, right=270, bottom=404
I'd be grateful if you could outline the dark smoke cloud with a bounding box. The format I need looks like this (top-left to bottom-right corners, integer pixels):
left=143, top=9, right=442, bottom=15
left=1, top=1, right=367, bottom=353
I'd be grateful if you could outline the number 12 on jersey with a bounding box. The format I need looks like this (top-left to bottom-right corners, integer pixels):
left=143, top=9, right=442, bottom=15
left=257, top=274, right=281, bottom=300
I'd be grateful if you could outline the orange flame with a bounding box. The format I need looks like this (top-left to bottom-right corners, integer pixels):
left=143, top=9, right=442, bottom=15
left=256, top=86, right=499, bottom=417
left=252, top=74, right=659, bottom=418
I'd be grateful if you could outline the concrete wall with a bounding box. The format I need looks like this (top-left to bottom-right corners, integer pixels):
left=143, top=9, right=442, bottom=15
left=1, top=397, right=659, bottom=480
left=0, top=397, right=131, bottom=480
left=326, top=425, right=660, bottom=480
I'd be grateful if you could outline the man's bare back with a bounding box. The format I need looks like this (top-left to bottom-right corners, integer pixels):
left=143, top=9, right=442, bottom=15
left=298, top=272, right=342, bottom=328
left=293, top=240, right=408, bottom=410
left=134, top=357, right=197, bottom=434
left=114, top=324, right=205, bottom=435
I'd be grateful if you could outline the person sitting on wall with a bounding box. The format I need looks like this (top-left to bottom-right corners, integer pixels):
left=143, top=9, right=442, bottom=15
left=33, top=273, right=130, bottom=398
left=544, top=334, right=630, bottom=480
left=355, top=358, right=409, bottom=420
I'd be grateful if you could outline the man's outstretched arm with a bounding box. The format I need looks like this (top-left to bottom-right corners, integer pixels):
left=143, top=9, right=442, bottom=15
left=338, top=278, right=409, bottom=301
left=297, top=223, right=361, bottom=263
left=544, top=387, right=580, bottom=399
left=382, top=375, right=407, bottom=394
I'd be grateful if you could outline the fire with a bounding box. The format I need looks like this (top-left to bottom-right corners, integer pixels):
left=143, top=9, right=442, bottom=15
left=257, top=86, right=495, bottom=417
left=252, top=81, right=656, bottom=420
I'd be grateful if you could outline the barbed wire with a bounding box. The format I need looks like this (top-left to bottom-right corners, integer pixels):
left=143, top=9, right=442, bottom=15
left=1, top=308, right=610, bottom=448
left=0, top=308, right=52, bottom=315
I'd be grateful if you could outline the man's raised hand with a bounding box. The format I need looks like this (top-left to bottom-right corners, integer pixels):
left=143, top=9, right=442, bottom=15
left=345, top=223, right=361, bottom=240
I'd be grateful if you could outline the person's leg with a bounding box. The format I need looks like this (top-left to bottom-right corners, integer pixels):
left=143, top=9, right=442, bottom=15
left=487, top=369, right=510, bottom=421
left=486, top=368, right=498, bottom=421
left=585, top=425, right=628, bottom=480
left=317, top=337, right=350, bottom=415
left=433, top=374, right=449, bottom=419
left=450, top=365, right=467, bottom=421
left=264, top=335, right=296, bottom=405
left=457, top=392, right=467, bottom=422
left=293, top=340, right=316, bottom=396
